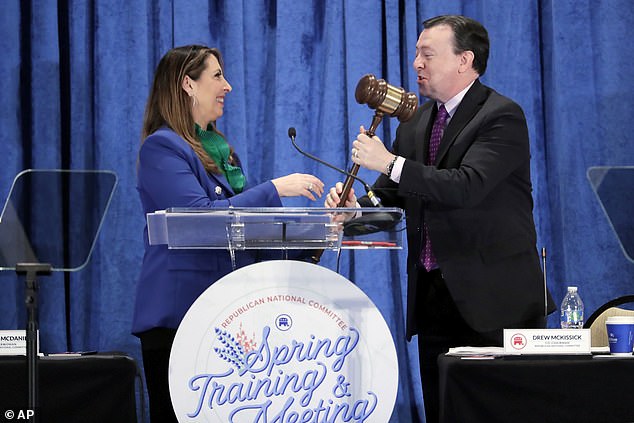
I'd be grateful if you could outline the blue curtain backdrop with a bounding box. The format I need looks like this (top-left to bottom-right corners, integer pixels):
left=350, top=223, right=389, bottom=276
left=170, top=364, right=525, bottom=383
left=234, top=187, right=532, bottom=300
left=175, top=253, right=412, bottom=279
left=1, top=1, right=633, bottom=421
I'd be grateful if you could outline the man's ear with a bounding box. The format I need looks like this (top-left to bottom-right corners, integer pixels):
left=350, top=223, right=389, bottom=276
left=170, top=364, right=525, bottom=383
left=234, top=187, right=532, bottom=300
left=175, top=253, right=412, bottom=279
left=458, top=50, right=475, bottom=73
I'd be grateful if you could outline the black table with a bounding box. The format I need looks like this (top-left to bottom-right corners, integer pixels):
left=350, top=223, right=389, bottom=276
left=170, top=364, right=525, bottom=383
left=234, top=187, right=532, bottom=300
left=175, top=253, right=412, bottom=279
left=0, top=353, right=138, bottom=423
left=439, top=354, right=634, bottom=423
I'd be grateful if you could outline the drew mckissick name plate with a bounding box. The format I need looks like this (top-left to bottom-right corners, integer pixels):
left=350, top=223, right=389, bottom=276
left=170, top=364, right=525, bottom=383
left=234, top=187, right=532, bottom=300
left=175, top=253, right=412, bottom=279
left=504, top=328, right=591, bottom=355
left=169, top=260, right=398, bottom=423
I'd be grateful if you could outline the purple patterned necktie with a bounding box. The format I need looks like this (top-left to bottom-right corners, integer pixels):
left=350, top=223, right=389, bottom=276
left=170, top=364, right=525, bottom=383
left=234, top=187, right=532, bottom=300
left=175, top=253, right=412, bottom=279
left=421, top=105, right=448, bottom=271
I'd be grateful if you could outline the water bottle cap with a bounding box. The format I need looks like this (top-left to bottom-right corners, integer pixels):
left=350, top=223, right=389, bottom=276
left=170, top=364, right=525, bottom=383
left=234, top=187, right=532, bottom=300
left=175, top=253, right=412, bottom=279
left=567, top=286, right=578, bottom=292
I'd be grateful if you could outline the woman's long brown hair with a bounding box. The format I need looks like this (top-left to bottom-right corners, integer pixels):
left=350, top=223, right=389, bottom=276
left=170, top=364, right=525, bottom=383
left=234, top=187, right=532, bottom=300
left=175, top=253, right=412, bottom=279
left=141, top=45, right=235, bottom=174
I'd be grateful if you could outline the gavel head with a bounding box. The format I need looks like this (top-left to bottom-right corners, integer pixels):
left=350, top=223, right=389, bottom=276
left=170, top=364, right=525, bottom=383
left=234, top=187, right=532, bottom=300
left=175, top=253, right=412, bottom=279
left=355, top=74, right=418, bottom=122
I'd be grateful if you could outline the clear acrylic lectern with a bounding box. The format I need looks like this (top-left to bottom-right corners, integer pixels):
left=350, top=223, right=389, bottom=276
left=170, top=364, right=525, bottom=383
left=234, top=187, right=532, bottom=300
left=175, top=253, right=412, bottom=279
left=146, top=207, right=404, bottom=268
left=0, top=169, right=118, bottom=420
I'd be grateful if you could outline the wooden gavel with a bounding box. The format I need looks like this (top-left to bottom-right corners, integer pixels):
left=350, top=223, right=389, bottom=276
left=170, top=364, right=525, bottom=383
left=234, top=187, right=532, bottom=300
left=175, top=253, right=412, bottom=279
left=310, top=74, right=418, bottom=264
left=337, top=74, right=418, bottom=207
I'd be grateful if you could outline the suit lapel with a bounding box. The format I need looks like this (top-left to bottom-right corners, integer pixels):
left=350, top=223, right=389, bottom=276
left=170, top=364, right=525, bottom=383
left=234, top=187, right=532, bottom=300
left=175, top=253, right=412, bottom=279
left=436, top=80, right=488, bottom=165
left=415, top=103, right=435, bottom=163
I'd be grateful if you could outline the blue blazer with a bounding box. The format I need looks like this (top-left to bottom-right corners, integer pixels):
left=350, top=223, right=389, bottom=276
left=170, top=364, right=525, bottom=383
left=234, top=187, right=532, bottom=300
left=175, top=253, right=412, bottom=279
left=132, top=127, right=282, bottom=335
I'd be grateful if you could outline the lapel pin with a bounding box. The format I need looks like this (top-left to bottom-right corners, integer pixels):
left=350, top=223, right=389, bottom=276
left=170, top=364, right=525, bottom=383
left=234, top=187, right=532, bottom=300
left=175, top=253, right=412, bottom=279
left=215, top=186, right=223, bottom=196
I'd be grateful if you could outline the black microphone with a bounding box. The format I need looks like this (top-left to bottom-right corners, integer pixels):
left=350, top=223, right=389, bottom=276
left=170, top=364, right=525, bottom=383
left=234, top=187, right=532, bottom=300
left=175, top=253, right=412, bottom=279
left=288, top=127, right=402, bottom=237
left=287, top=127, right=381, bottom=206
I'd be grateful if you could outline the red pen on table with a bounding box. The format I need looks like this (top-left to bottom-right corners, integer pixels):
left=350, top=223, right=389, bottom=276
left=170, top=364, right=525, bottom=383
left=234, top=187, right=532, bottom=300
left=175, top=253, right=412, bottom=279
left=341, top=240, right=397, bottom=247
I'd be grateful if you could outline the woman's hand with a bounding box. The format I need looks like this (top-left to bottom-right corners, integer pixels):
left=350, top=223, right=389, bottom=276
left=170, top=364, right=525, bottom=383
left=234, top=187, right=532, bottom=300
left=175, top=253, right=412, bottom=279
left=271, top=173, right=324, bottom=200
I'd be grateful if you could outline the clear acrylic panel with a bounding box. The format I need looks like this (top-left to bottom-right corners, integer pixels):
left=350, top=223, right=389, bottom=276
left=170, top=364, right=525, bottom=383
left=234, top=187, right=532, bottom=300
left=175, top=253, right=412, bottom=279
left=146, top=207, right=404, bottom=250
left=587, top=166, right=634, bottom=263
left=0, top=169, right=118, bottom=271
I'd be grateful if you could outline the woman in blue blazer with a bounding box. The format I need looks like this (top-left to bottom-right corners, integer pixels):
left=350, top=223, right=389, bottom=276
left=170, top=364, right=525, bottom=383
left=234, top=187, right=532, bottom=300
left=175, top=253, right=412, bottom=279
left=132, top=45, right=324, bottom=422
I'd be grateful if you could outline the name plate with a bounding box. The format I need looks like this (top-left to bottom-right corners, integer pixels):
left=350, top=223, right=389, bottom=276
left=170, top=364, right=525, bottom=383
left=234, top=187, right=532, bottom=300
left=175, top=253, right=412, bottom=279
left=0, top=330, right=38, bottom=355
left=504, top=329, right=591, bottom=355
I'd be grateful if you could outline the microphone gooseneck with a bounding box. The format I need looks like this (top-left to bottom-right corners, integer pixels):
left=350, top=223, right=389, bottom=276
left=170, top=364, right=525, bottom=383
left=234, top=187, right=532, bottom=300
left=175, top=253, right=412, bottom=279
left=287, top=127, right=381, bottom=206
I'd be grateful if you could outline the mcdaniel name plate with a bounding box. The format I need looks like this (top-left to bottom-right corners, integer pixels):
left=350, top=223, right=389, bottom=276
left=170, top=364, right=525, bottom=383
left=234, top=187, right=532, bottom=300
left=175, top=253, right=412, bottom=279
left=0, top=330, right=38, bottom=355
left=169, top=260, right=398, bottom=423
left=504, top=329, right=591, bottom=355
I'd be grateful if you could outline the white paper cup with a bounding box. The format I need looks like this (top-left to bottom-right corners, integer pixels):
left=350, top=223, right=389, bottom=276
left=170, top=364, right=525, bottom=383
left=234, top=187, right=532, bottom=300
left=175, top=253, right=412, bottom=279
left=606, top=316, right=634, bottom=355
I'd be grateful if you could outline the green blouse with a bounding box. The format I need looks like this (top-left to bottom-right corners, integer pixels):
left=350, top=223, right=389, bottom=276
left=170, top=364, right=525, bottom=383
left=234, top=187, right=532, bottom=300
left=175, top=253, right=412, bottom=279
left=195, top=124, right=245, bottom=193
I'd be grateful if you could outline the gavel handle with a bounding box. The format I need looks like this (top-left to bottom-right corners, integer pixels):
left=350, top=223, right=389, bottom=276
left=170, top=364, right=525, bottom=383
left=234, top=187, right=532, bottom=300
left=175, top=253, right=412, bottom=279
left=310, top=249, right=325, bottom=264
left=337, top=164, right=361, bottom=207
left=310, top=163, right=359, bottom=263
left=337, top=112, right=382, bottom=206
left=311, top=113, right=384, bottom=264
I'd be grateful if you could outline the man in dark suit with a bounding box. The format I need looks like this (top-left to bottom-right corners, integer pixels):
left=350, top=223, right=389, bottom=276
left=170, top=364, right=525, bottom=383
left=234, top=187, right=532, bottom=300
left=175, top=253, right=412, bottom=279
left=326, top=15, right=555, bottom=423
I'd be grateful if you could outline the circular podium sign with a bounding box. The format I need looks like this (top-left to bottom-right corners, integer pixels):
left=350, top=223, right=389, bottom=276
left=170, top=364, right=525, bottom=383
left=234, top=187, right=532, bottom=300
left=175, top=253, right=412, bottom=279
left=169, top=260, right=398, bottom=422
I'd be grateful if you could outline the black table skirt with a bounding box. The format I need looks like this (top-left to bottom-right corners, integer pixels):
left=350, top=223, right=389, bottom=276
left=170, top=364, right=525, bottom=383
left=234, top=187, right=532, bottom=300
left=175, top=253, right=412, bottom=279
left=0, top=353, right=138, bottom=423
left=439, top=354, right=634, bottom=423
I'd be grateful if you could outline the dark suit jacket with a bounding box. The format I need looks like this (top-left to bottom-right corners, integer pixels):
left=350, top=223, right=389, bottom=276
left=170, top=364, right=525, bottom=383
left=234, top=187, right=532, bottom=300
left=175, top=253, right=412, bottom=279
left=132, top=127, right=283, bottom=335
left=361, top=80, right=555, bottom=338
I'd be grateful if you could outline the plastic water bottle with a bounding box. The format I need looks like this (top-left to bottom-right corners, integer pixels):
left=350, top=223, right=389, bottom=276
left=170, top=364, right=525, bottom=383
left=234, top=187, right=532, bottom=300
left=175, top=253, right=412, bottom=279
left=560, top=286, right=584, bottom=329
